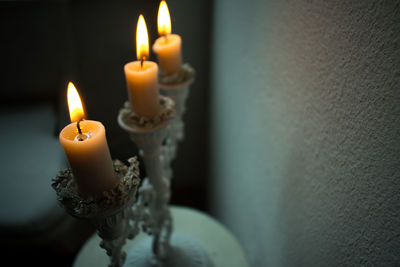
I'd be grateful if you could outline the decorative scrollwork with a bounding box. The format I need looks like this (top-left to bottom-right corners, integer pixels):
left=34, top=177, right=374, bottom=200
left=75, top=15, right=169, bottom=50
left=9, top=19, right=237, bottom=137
left=52, top=158, right=140, bottom=219
left=130, top=178, right=172, bottom=262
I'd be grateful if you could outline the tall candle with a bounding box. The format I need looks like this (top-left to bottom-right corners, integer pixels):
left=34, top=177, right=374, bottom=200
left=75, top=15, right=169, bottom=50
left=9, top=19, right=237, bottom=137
left=124, top=14, right=160, bottom=119
left=152, top=0, right=182, bottom=74
left=59, top=82, right=116, bottom=198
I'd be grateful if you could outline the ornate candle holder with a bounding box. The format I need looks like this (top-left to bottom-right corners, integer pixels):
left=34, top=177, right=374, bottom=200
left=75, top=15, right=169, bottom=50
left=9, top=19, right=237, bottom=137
left=52, top=75, right=212, bottom=267
left=52, top=158, right=141, bottom=267
left=118, top=96, right=175, bottom=265
left=158, top=64, right=195, bottom=180
left=118, top=96, right=212, bottom=267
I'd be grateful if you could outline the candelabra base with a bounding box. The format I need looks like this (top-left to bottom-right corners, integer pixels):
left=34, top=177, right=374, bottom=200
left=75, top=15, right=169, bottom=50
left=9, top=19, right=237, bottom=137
left=123, top=233, right=212, bottom=267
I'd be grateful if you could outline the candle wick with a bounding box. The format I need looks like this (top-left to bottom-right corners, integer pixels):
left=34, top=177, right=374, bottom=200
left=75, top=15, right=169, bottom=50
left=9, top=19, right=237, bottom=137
left=77, top=119, right=84, bottom=141
left=163, top=34, right=168, bottom=43
left=140, top=57, right=144, bottom=69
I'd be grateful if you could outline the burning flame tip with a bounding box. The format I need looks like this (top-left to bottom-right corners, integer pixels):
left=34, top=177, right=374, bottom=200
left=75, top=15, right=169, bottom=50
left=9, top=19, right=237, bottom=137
left=67, top=81, right=84, bottom=123
left=158, top=0, right=171, bottom=36
left=136, top=14, right=149, bottom=60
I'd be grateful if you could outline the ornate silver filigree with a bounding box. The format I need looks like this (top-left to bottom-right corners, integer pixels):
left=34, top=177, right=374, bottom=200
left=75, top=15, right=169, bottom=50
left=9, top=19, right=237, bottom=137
left=133, top=178, right=173, bottom=262
left=119, top=96, right=175, bottom=129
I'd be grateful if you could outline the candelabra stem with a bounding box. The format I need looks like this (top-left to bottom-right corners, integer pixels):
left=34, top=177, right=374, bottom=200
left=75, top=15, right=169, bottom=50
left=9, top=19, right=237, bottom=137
left=142, top=149, right=167, bottom=196
left=140, top=145, right=172, bottom=262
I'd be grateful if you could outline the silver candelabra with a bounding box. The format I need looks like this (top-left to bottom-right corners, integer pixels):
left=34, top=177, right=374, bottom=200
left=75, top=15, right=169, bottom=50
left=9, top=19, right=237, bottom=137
left=52, top=64, right=212, bottom=267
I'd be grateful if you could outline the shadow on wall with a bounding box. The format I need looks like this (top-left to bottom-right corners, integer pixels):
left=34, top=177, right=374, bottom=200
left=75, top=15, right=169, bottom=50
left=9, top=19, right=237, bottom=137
left=210, top=0, right=400, bottom=266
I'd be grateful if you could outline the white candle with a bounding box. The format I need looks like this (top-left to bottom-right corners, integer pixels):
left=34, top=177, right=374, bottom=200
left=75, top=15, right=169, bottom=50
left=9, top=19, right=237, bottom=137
left=59, top=82, right=116, bottom=198
left=152, top=0, right=182, bottom=74
left=124, top=14, right=160, bottom=118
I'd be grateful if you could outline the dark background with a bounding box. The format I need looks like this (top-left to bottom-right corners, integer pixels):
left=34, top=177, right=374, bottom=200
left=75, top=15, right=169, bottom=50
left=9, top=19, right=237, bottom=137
left=0, top=0, right=213, bottom=209
left=0, top=0, right=212, bottom=266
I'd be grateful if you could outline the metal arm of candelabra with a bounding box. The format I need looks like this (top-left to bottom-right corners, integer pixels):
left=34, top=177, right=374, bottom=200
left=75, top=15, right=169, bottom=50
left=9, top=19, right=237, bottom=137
left=118, top=96, right=175, bottom=265
left=158, top=64, right=195, bottom=180
left=52, top=158, right=141, bottom=267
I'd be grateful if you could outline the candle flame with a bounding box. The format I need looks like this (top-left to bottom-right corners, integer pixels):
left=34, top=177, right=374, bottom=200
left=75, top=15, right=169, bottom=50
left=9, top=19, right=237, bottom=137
left=67, top=82, right=85, bottom=123
left=158, top=1, right=171, bottom=36
left=136, top=14, right=149, bottom=61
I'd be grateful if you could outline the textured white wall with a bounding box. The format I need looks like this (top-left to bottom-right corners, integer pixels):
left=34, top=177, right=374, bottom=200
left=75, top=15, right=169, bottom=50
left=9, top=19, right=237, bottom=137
left=210, top=1, right=400, bottom=266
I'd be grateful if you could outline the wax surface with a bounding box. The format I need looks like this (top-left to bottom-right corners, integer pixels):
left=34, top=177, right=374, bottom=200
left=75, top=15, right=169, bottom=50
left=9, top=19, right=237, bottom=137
left=152, top=34, right=182, bottom=74
left=124, top=61, right=160, bottom=118
left=59, top=120, right=116, bottom=197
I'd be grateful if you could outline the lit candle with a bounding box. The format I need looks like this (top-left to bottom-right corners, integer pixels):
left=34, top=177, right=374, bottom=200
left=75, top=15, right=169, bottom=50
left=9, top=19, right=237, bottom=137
left=152, top=0, right=182, bottom=74
left=124, top=14, right=160, bottom=119
left=59, top=82, right=116, bottom=198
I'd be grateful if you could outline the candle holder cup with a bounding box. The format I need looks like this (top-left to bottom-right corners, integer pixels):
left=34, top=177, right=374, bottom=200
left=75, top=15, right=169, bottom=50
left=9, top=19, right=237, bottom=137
left=158, top=64, right=195, bottom=180
left=52, top=158, right=141, bottom=267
